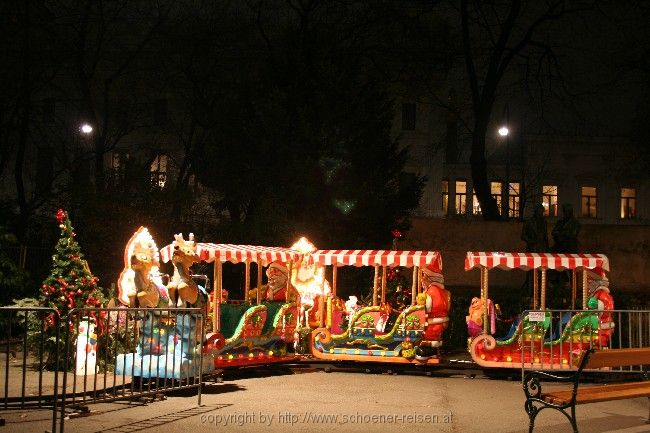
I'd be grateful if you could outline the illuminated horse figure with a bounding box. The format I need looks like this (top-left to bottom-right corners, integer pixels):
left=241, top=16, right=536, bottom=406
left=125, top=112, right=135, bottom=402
left=117, top=227, right=168, bottom=308
left=167, top=233, right=201, bottom=307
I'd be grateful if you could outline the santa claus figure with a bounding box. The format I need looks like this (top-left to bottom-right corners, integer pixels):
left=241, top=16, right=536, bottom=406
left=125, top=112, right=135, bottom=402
left=415, top=262, right=451, bottom=361
left=586, top=268, right=615, bottom=338
left=265, top=261, right=293, bottom=302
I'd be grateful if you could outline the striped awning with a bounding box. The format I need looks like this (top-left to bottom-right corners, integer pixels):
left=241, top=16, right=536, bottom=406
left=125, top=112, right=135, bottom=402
left=160, top=242, right=303, bottom=265
left=307, top=250, right=442, bottom=269
left=464, top=252, right=610, bottom=272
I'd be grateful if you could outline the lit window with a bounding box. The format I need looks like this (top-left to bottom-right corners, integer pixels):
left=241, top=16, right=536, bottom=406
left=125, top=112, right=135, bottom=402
left=620, top=188, right=636, bottom=219
left=508, top=182, right=520, bottom=218
left=112, top=153, right=122, bottom=170
left=472, top=190, right=482, bottom=215
left=401, top=103, right=416, bottom=131
left=542, top=185, right=558, bottom=217
left=151, top=154, right=168, bottom=188
left=581, top=186, right=597, bottom=218
left=186, top=174, right=200, bottom=194
left=441, top=180, right=449, bottom=215
left=110, top=151, right=129, bottom=185
left=491, top=181, right=502, bottom=215
left=455, top=180, right=467, bottom=215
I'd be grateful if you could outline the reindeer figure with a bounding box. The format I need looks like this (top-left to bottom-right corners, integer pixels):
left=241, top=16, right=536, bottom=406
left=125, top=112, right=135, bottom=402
left=167, top=233, right=200, bottom=306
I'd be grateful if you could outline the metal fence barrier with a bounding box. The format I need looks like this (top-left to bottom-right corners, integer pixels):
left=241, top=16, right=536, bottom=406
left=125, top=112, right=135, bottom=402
left=520, top=309, right=650, bottom=373
left=1, top=307, right=60, bottom=432
left=1, top=306, right=205, bottom=433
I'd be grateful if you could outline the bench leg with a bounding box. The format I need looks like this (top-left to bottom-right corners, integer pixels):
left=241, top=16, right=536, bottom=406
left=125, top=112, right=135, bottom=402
left=570, top=405, right=579, bottom=433
left=527, top=404, right=579, bottom=433
left=525, top=401, right=539, bottom=433
left=528, top=409, right=537, bottom=433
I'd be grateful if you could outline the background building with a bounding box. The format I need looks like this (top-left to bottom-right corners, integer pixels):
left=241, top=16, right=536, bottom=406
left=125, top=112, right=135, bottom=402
left=394, top=100, right=650, bottom=226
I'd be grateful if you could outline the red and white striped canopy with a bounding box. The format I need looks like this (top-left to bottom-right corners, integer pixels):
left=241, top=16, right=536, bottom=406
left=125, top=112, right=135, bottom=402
left=464, top=252, right=610, bottom=272
left=307, top=249, right=442, bottom=269
left=160, top=242, right=302, bottom=266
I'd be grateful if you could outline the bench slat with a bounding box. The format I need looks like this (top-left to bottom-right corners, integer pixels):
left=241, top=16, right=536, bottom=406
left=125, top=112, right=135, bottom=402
left=527, top=348, right=650, bottom=432
left=585, top=348, right=650, bottom=369
left=542, top=382, right=650, bottom=405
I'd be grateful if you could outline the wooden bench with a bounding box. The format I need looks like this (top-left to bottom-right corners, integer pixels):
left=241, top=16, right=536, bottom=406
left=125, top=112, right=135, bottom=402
left=523, top=347, right=650, bottom=433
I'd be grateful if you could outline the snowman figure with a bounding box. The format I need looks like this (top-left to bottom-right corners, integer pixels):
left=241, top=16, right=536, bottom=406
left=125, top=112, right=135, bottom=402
left=75, top=319, right=97, bottom=376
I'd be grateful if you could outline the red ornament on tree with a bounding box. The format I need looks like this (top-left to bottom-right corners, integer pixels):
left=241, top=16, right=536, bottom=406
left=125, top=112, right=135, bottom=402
left=56, top=209, right=66, bottom=224
left=391, top=229, right=403, bottom=250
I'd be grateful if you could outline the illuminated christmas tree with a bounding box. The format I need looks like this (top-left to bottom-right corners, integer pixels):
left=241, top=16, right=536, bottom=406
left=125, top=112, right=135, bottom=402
left=386, top=229, right=411, bottom=309
left=38, top=209, right=106, bottom=367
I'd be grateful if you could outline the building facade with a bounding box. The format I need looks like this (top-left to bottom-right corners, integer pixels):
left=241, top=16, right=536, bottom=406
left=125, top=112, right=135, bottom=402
left=394, top=101, right=650, bottom=226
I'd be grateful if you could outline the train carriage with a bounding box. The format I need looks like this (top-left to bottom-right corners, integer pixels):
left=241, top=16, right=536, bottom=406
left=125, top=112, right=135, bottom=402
left=309, top=249, right=450, bottom=365
left=160, top=242, right=303, bottom=368
left=465, top=251, right=613, bottom=370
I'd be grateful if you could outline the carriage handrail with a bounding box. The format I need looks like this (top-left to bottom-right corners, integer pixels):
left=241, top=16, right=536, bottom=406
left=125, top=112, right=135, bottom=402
left=518, top=308, right=650, bottom=376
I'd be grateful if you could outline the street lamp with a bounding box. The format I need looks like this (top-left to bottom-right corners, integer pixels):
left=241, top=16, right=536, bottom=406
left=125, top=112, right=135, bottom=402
left=80, top=123, right=93, bottom=134
left=499, top=104, right=510, bottom=219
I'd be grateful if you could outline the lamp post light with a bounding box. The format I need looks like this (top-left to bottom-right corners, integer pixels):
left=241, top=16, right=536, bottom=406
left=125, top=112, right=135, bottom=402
left=80, top=123, right=93, bottom=134
left=499, top=110, right=510, bottom=219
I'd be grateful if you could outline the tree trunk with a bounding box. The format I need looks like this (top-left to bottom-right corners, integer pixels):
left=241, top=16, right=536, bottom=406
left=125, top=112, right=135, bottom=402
left=15, top=0, right=32, bottom=241
left=172, top=121, right=196, bottom=225
left=93, top=129, right=105, bottom=194
left=471, top=110, right=501, bottom=220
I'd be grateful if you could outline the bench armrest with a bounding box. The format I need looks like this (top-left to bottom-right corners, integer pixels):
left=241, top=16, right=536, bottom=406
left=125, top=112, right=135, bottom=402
left=523, top=370, right=579, bottom=401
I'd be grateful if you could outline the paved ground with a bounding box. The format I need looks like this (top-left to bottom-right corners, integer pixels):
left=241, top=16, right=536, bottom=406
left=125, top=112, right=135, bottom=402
left=2, top=365, right=650, bottom=433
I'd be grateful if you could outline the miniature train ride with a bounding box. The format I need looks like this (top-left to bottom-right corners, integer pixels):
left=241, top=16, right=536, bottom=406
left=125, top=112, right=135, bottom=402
left=465, top=252, right=614, bottom=370
left=111, top=227, right=615, bottom=378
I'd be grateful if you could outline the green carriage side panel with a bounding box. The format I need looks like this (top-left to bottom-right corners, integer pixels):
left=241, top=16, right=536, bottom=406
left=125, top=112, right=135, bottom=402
left=219, top=303, right=252, bottom=339
left=262, top=301, right=286, bottom=335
